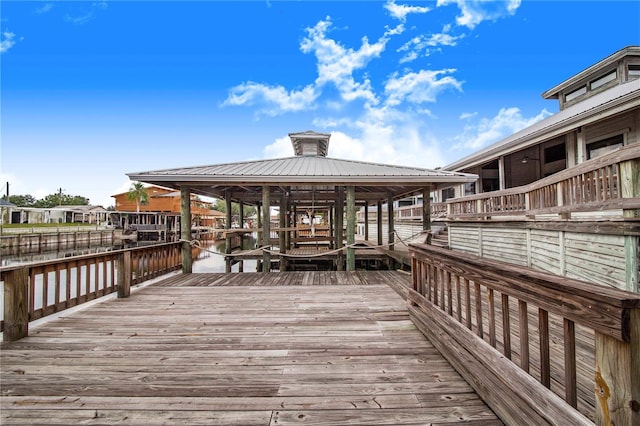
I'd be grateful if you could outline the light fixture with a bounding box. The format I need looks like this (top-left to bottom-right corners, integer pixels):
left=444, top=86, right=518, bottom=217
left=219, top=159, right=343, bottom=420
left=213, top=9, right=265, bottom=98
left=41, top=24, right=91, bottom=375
left=521, top=155, right=539, bottom=164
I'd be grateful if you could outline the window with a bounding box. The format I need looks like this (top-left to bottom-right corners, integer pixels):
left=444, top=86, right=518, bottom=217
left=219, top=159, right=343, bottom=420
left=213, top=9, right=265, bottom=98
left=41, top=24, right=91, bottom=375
left=590, top=70, right=617, bottom=90
left=587, top=134, right=623, bottom=159
left=565, top=85, right=586, bottom=102
left=544, top=143, right=566, bottom=164
left=441, top=188, right=455, bottom=202
left=464, top=182, right=476, bottom=196
left=629, top=64, right=640, bottom=80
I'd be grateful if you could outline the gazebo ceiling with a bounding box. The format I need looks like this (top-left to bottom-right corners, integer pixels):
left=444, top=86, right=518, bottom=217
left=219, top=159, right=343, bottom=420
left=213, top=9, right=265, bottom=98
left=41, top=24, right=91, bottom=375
left=127, top=132, right=477, bottom=205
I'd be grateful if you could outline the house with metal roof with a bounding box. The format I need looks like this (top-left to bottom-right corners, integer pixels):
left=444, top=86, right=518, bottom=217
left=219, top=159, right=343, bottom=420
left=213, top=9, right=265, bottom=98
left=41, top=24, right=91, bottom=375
left=440, top=45, right=640, bottom=200
left=422, top=46, right=640, bottom=293
left=128, top=130, right=477, bottom=272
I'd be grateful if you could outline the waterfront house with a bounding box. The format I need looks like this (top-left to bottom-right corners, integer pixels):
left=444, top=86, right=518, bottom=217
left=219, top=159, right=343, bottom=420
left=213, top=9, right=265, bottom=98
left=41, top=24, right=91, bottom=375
left=382, top=46, right=640, bottom=292
left=111, top=185, right=223, bottom=230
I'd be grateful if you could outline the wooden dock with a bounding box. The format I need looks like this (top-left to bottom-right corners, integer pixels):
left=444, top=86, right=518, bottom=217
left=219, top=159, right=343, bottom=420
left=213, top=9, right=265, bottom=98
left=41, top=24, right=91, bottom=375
left=1, top=271, right=502, bottom=425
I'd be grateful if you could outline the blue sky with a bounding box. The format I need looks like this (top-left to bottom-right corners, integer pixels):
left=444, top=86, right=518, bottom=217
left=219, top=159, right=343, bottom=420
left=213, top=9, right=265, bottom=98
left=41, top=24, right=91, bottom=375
left=1, top=1, right=639, bottom=208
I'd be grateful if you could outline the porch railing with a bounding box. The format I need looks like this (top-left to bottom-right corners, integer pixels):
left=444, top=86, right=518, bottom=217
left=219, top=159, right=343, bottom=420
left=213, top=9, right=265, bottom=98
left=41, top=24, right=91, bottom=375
left=1, top=242, right=182, bottom=341
left=409, top=242, right=640, bottom=425
left=447, top=144, right=640, bottom=219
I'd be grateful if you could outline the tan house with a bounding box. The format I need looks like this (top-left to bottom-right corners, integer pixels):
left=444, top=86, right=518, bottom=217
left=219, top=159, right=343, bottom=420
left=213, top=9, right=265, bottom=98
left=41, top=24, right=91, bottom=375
left=426, top=46, right=640, bottom=292
left=112, top=186, right=222, bottom=227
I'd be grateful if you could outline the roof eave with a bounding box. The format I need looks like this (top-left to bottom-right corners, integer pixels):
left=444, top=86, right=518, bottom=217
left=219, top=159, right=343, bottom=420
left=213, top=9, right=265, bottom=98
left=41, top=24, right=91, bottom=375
left=445, top=83, right=640, bottom=171
left=127, top=174, right=478, bottom=185
left=541, top=45, right=640, bottom=99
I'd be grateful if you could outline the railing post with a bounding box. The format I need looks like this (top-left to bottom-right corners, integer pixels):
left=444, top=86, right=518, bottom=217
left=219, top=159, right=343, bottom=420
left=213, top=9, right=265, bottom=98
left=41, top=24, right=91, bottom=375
left=117, top=251, right=132, bottom=298
left=620, top=158, right=639, bottom=292
left=3, top=267, right=29, bottom=341
left=594, top=309, right=639, bottom=426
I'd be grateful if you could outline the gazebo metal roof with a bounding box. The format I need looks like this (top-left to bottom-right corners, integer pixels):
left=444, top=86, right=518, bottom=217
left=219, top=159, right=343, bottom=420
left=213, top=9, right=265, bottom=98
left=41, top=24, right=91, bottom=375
left=127, top=133, right=477, bottom=206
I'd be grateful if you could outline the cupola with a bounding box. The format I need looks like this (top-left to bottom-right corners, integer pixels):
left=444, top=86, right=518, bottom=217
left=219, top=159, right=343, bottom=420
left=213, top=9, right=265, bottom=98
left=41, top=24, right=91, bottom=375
left=289, top=131, right=331, bottom=157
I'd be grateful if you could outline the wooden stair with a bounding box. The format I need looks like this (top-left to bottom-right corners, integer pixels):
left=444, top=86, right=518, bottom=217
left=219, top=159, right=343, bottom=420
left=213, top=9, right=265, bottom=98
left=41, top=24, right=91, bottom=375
left=430, top=226, right=449, bottom=249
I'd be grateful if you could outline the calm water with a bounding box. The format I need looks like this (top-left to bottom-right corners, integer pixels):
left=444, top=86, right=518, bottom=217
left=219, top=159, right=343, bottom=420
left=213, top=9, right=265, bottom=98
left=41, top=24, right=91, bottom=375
left=192, top=237, right=258, bottom=273
left=0, top=235, right=259, bottom=321
left=1, top=235, right=259, bottom=270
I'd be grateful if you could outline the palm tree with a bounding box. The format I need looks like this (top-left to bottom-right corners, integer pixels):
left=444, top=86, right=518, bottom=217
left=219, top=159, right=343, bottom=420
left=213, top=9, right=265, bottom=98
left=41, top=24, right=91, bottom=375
left=125, top=182, right=149, bottom=213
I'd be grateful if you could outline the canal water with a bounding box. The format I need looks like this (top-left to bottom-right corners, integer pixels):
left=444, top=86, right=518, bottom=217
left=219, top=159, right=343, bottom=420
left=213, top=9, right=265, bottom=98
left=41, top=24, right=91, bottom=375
left=0, top=234, right=259, bottom=322
left=1, top=235, right=258, bottom=272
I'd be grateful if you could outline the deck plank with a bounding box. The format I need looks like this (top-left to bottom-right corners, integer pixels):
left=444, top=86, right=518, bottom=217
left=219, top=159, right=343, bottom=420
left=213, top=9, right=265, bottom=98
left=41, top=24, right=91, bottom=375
left=1, top=271, right=501, bottom=425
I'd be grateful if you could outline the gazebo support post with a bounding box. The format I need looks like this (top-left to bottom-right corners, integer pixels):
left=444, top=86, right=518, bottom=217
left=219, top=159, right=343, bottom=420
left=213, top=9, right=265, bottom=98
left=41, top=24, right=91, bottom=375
left=262, top=186, right=271, bottom=272
left=180, top=186, right=192, bottom=274
left=423, top=185, right=431, bottom=236
left=364, top=204, right=369, bottom=241
left=225, top=192, right=232, bottom=273
left=279, top=192, right=287, bottom=271
left=377, top=201, right=383, bottom=247
left=335, top=187, right=344, bottom=271
left=346, top=186, right=356, bottom=271
left=238, top=201, right=244, bottom=272
left=387, top=194, right=394, bottom=252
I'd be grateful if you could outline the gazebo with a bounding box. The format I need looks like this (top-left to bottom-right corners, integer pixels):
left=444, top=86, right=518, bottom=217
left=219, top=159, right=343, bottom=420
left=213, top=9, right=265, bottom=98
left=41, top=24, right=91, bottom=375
left=127, top=131, right=477, bottom=271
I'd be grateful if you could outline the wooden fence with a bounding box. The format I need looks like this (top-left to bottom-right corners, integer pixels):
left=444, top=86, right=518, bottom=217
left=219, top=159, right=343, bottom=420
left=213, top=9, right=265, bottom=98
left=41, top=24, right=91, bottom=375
left=1, top=242, right=182, bottom=341
left=409, top=243, right=640, bottom=426
left=447, top=144, right=640, bottom=219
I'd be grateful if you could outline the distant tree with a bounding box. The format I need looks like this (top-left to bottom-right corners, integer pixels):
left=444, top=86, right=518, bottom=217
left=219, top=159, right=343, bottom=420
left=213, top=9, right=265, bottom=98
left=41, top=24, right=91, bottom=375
left=8, top=194, right=36, bottom=207
left=34, top=193, right=90, bottom=208
left=212, top=199, right=257, bottom=218
left=125, top=182, right=149, bottom=213
left=65, top=195, right=91, bottom=205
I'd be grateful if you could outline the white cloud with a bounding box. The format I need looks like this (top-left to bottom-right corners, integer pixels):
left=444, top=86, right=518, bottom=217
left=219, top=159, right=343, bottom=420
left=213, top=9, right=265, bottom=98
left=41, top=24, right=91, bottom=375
left=263, top=136, right=294, bottom=158
left=301, top=17, right=388, bottom=105
left=454, top=107, right=551, bottom=150
left=34, top=3, right=55, bottom=14
left=1, top=31, right=16, bottom=54
left=459, top=112, right=477, bottom=120
left=384, top=69, right=463, bottom=106
left=222, top=82, right=318, bottom=116
left=398, top=30, right=464, bottom=63
left=0, top=171, right=50, bottom=201
left=436, top=0, right=521, bottom=29
left=224, top=16, right=398, bottom=116
left=64, top=1, right=108, bottom=25
left=384, top=0, right=430, bottom=22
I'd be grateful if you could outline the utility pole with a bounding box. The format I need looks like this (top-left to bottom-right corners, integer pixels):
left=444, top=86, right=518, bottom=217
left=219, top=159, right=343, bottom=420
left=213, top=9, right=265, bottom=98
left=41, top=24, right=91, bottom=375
left=57, top=187, right=64, bottom=206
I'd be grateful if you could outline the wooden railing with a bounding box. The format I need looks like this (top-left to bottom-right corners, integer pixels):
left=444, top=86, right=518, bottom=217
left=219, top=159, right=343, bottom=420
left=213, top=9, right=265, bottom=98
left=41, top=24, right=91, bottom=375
left=409, top=243, right=639, bottom=426
left=393, top=202, right=448, bottom=220
left=357, top=202, right=448, bottom=222
left=447, top=144, right=640, bottom=219
left=1, top=242, right=182, bottom=341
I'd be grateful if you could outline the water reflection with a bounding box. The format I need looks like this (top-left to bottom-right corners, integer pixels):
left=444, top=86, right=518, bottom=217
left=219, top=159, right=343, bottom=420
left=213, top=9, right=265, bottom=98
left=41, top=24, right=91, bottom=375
left=193, top=236, right=258, bottom=273
left=1, top=233, right=259, bottom=272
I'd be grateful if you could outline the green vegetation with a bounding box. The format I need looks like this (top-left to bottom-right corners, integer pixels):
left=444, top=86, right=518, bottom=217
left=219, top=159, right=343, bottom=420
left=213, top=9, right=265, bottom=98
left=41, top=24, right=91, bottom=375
left=5, top=193, right=90, bottom=208
left=125, top=182, right=149, bottom=213
left=212, top=199, right=257, bottom=218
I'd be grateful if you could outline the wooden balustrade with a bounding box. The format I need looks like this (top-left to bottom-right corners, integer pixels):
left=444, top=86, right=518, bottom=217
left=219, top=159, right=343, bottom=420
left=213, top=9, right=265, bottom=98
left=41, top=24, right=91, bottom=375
left=409, top=242, right=640, bottom=425
left=392, top=202, right=448, bottom=221
left=447, top=144, right=640, bottom=219
left=1, top=242, right=182, bottom=341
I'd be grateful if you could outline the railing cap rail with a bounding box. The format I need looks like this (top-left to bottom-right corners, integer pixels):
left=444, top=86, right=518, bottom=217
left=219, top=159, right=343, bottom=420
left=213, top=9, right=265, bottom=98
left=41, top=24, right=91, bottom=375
left=446, top=143, right=640, bottom=204
left=409, top=242, right=640, bottom=341
left=0, top=241, right=182, bottom=275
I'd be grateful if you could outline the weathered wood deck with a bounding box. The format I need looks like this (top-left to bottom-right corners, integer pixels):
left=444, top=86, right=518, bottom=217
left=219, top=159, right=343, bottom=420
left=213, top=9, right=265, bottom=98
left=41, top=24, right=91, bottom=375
left=1, top=271, right=502, bottom=425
